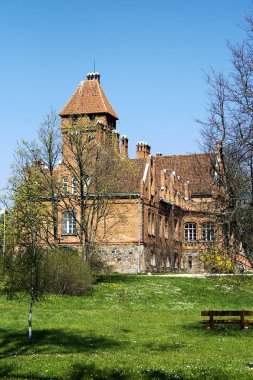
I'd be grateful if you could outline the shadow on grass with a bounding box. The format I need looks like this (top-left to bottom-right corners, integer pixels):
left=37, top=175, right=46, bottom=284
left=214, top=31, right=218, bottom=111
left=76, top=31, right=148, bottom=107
left=0, top=328, right=124, bottom=358
left=185, top=321, right=253, bottom=336
left=0, top=358, right=234, bottom=380
left=69, top=363, right=232, bottom=380
left=143, top=342, right=188, bottom=352
left=0, top=362, right=61, bottom=380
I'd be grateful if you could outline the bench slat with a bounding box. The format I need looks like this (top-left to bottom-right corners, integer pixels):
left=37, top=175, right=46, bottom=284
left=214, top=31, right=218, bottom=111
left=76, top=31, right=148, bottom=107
left=201, top=310, right=253, bottom=316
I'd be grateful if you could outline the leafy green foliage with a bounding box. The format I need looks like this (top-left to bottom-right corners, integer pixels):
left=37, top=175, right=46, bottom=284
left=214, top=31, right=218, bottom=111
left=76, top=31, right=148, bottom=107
left=2, top=248, right=93, bottom=297
left=3, top=247, right=45, bottom=301
left=41, top=248, right=93, bottom=295
left=1, top=275, right=253, bottom=379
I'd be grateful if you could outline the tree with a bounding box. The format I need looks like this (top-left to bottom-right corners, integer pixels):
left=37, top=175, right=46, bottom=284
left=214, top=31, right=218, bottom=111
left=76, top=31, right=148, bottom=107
left=1, top=110, right=61, bottom=339
left=60, top=117, right=141, bottom=261
left=15, top=109, right=61, bottom=244
left=197, top=14, right=253, bottom=265
left=3, top=167, right=50, bottom=339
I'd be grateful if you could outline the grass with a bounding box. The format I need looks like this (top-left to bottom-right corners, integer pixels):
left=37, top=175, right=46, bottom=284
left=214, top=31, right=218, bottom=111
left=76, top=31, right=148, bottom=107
left=1, top=275, right=253, bottom=379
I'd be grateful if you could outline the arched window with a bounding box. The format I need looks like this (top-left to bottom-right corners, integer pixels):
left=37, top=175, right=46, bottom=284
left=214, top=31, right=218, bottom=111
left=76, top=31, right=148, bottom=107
left=62, top=211, right=77, bottom=235
left=202, top=222, right=215, bottom=241
left=184, top=223, right=197, bottom=241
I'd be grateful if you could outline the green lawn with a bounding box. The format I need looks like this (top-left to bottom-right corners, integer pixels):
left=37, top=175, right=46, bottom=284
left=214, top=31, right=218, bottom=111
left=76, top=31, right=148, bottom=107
left=1, top=275, right=253, bottom=379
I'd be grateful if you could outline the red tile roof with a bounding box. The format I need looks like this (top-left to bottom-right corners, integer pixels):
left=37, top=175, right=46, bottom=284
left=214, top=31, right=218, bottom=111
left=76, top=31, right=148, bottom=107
left=154, top=153, right=214, bottom=195
left=59, top=77, right=118, bottom=119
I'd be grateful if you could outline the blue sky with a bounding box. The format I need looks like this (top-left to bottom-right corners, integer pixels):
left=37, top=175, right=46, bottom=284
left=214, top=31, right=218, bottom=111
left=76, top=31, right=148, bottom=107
left=0, top=0, right=252, bottom=191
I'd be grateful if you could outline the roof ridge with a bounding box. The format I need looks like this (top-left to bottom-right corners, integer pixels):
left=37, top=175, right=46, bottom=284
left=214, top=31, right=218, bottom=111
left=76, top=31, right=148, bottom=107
left=96, top=80, right=107, bottom=112
left=155, top=153, right=209, bottom=158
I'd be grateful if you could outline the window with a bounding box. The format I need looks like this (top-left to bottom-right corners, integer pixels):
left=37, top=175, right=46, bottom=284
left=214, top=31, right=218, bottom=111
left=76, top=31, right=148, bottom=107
left=62, top=211, right=77, bottom=235
left=188, top=255, right=193, bottom=269
left=83, top=177, right=91, bottom=195
left=151, top=253, right=156, bottom=266
left=158, top=215, right=162, bottom=237
left=166, top=256, right=170, bottom=268
left=62, top=176, right=68, bottom=194
left=151, top=212, right=155, bottom=236
left=148, top=209, right=151, bottom=235
left=164, top=217, right=169, bottom=239
left=202, top=222, right=215, bottom=241
left=184, top=223, right=197, bottom=241
left=72, top=177, right=77, bottom=194
left=174, top=218, right=178, bottom=239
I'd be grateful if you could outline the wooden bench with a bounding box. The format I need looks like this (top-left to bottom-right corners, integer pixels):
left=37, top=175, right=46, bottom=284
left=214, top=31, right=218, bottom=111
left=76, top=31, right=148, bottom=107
left=201, top=310, right=253, bottom=329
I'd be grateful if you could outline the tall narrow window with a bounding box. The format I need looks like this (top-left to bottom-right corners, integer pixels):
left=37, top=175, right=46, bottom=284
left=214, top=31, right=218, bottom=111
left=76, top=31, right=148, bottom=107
left=159, top=215, right=162, bottom=237
left=202, top=222, right=215, bottom=241
left=62, top=176, right=68, bottom=195
left=72, top=177, right=77, bottom=194
left=184, top=223, right=197, bottom=241
left=62, top=211, right=77, bottom=235
left=164, top=217, right=169, bottom=239
left=83, top=177, right=91, bottom=195
left=151, top=253, right=156, bottom=266
left=174, top=218, right=178, bottom=239
left=151, top=213, right=155, bottom=236
left=148, top=209, right=151, bottom=235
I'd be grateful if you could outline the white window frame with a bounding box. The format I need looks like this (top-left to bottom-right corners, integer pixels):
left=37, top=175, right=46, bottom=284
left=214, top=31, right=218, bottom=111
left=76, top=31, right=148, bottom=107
left=184, top=222, right=197, bottom=241
left=72, top=176, right=77, bottom=195
left=62, top=211, right=77, bottom=235
left=62, top=176, right=68, bottom=194
left=201, top=222, right=215, bottom=241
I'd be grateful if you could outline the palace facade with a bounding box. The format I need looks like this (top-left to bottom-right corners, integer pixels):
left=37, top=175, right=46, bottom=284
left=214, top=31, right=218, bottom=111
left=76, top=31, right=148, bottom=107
left=55, top=72, right=225, bottom=273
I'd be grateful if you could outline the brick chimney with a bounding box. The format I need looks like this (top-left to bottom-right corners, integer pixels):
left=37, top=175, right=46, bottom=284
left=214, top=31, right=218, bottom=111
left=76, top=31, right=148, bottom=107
left=136, top=141, right=151, bottom=159
left=120, top=135, right=128, bottom=158
left=112, top=130, right=120, bottom=154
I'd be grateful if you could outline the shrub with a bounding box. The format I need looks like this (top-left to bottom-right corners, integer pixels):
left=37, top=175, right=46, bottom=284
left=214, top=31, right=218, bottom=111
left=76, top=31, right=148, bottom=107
left=200, top=247, right=236, bottom=273
left=2, top=247, right=45, bottom=300
left=42, top=248, right=93, bottom=295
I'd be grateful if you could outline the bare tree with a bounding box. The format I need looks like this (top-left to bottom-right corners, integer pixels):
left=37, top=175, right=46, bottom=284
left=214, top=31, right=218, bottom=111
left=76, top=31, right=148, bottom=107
left=15, top=110, right=61, bottom=244
left=197, top=15, right=253, bottom=265
left=60, top=119, right=141, bottom=260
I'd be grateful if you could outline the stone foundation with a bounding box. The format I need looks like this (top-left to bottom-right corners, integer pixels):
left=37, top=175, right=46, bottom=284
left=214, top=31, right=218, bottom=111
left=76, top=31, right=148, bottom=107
left=181, top=251, right=205, bottom=272
left=100, top=245, right=205, bottom=273
left=100, top=244, right=145, bottom=273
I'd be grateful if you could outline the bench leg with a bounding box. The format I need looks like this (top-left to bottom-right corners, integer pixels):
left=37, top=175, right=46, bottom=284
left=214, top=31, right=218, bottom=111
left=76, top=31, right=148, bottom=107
left=240, top=310, right=247, bottom=329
